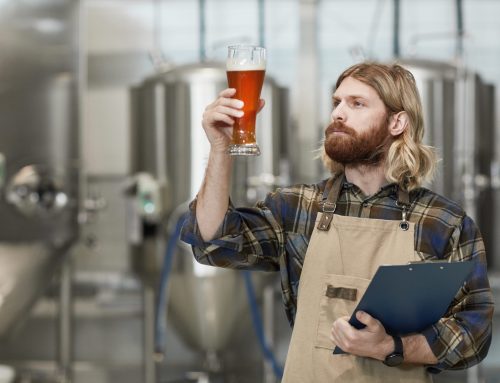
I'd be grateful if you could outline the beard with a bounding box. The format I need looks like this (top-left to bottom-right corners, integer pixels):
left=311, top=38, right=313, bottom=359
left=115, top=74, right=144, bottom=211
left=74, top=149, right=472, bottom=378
left=324, top=118, right=391, bottom=166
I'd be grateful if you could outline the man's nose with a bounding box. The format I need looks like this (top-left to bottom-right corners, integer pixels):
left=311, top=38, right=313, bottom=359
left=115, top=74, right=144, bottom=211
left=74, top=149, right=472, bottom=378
left=331, top=104, right=346, bottom=122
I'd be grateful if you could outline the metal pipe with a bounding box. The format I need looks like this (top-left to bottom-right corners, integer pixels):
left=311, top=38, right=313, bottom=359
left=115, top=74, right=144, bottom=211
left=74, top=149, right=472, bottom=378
left=455, top=0, right=464, bottom=60
left=258, top=0, right=266, bottom=48
left=392, top=0, right=400, bottom=57
left=199, top=0, right=207, bottom=61
left=57, top=257, right=73, bottom=383
left=154, top=0, right=162, bottom=55
left=154, top=83, right=168, bottom=185
left=294, top=0, right=319, bottom=183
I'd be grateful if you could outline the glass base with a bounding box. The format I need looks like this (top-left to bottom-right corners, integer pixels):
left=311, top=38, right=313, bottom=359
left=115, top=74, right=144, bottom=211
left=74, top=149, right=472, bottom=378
left=227, top=143, right=261, bottom=156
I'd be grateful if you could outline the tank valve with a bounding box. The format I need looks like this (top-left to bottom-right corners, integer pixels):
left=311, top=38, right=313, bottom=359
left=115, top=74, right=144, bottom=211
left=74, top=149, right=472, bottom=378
left=5, top=165, right=69, bottom=216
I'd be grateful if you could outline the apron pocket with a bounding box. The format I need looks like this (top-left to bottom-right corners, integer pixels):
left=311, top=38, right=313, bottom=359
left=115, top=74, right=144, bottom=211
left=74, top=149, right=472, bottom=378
left=314, top=274, right=371, bottom=350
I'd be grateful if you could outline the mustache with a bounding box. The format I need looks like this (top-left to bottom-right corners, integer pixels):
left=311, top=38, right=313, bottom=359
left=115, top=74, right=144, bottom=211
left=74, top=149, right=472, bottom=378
left=325, top=120, right=357, bottom=136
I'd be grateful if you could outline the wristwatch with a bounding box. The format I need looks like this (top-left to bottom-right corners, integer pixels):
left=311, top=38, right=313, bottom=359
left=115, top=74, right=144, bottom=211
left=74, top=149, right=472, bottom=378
left=383, top=335, right=404, bottom=367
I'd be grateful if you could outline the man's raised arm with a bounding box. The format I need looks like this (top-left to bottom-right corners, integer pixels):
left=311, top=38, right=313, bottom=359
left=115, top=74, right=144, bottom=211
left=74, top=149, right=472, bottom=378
left=195, top=88, right=264, bottom=241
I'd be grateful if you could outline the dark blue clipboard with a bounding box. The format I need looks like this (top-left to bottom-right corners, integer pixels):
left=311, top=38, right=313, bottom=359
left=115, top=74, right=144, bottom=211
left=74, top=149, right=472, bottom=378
left=333, top=260, right=475, bottom=354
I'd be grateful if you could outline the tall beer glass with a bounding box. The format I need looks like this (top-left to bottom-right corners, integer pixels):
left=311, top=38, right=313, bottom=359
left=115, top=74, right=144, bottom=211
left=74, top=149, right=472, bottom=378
left=226, top=45, right=266, bottom=156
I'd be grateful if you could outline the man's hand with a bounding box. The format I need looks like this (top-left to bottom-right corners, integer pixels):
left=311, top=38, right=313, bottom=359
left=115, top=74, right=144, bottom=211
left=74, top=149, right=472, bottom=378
left=196, top=88, right=264, bottom=241
left=202, top=88, right=265, bottom=153
left=330, top=311, right=394, bottom=361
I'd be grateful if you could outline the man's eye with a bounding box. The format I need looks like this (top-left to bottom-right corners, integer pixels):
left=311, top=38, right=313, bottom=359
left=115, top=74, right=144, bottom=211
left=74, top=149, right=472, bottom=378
left=332, top=101, right=340, bottom=108
left=353, top=101, right=364, bottom=107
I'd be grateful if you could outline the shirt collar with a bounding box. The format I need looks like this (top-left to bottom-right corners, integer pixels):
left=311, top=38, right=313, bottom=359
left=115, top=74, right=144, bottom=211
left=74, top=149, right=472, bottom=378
left=321, top=173, right=399, bottom=202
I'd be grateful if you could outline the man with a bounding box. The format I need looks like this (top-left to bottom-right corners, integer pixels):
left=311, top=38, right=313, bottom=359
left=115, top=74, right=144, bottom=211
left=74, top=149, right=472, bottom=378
left=181, top=62, right=493, bottom=382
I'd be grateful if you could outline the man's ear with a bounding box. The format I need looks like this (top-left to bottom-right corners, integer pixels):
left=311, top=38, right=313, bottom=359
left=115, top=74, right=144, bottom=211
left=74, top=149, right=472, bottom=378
left=388, top=111, right=409, bottom=137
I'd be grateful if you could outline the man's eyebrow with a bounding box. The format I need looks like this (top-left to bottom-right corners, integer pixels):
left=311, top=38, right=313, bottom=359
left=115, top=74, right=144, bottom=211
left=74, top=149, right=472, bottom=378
left=332, top=94, right=368, bottom=101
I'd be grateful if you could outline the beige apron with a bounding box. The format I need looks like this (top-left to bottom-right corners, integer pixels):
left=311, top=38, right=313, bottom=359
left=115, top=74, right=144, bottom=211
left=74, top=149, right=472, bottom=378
left=282, top=175, right=433, bottom=383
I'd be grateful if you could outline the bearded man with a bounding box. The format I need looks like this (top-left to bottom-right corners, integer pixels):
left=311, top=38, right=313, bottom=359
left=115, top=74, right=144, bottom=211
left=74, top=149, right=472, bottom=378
left=181, top=62, right=493, bottom=382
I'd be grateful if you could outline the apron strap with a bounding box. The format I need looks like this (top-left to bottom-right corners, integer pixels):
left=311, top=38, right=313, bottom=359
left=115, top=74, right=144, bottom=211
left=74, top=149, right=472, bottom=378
left=317, top=174, right=343, bottom=231
left=317, top=174, right=412, bottom=232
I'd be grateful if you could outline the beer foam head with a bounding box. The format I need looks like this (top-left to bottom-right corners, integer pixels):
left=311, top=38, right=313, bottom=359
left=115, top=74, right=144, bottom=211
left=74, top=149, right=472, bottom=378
left=226, top=59, right=266, bottom=71
left=227, top=45, right=266, bottom=71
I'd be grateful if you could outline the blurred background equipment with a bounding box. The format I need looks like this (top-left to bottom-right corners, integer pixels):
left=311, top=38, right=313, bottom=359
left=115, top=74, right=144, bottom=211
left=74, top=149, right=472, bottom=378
left=0, top=0, right=499, bottom=383
left=0, top=0, right=80, bottom=381
left=399, top=59, right=496, bottom=267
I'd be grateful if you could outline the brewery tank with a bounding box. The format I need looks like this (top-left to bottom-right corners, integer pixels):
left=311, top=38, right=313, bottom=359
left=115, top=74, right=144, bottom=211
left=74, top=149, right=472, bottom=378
left=398, top=59, right=496, bottom=268
left=129, top=62, right=289, bottom=354
left=0, top=0, right=80, bottom=337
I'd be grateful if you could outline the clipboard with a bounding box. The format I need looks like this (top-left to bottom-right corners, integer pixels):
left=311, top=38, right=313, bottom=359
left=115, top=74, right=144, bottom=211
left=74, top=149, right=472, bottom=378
left=333, top=260, right=475, bottom=354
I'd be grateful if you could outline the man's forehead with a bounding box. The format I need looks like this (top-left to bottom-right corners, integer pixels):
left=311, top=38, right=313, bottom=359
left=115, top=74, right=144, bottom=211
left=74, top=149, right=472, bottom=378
left=333, top=76, right=379, bottom=100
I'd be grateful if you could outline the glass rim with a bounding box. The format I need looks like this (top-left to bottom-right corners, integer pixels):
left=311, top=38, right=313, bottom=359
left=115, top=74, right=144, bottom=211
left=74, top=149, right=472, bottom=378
left=228, top=44, right=265, bottom=51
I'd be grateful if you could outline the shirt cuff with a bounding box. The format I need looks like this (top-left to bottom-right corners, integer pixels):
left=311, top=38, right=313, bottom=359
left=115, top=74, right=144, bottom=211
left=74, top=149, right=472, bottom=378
left=180, top=197, right=242, bottom=251
left=421, top=322, right=448, bottom=373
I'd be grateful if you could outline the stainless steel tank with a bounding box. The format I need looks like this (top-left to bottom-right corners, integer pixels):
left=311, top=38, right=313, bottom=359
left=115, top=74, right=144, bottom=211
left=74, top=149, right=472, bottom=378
left=0, top=0, right=80, bottom=336
left=129, top=62, right=289, bottom=354
left=398, top=59, right=496, bottom=268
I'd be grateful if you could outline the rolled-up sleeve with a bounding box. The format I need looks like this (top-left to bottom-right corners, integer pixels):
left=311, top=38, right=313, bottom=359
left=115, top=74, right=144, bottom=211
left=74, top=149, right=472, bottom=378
left=422, top=215, right=494, bottom=373
left=180, top=193, right=285, bottom=271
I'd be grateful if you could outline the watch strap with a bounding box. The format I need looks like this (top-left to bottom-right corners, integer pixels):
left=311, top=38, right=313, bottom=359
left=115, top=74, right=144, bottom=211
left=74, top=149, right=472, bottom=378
left=392, top=335, right=403, bottom=355
left=383, top=335, right=404, bottom=367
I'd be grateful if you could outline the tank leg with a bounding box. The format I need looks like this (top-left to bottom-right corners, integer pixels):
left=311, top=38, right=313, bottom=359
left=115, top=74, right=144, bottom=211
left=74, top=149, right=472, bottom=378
left=57, top=256, right=73, bottom=383
left=263, top=284, right=276, bottom=383
left=467, top=365, right=483, bottom=383
left=144, top=284, right=157, bottom=383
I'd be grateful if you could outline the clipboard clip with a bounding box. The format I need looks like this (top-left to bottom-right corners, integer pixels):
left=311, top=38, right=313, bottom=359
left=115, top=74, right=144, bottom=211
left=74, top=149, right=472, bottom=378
left=407, top=260, right=453, bottom=264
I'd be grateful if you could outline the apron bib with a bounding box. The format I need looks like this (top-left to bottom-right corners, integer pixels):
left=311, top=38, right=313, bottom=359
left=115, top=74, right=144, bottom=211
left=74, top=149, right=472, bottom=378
left=282, top=175, right=433, bottom=383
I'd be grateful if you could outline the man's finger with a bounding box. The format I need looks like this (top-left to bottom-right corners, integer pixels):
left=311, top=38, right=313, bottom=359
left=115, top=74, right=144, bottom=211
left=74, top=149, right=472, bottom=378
left=219, top=88, right=237, bottom=97
left=210, top=112, right=235, bottom=127
left=257, top=99, right=265, bottom=112
left=330, top=321, right=345, bottom=348
left=216, top=97, right=244, bottom=110
left=214, top=105, right=244, bottom=118
left=355, top=311, right=382, bottom=331
left=332, top=318, right=356, bottom=352
left=333, top=318, right=356, bottom=340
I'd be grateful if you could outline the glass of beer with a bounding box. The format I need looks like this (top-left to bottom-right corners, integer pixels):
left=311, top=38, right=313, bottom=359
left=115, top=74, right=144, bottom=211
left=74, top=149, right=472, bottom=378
left=226, top=45, right=266, bottom=156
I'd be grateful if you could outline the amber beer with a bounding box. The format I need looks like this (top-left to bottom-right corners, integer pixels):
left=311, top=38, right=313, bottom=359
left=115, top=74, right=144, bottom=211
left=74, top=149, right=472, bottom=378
left=226, top=45, right=266, bottom=156
left=227, top=69, right=265, bottom=143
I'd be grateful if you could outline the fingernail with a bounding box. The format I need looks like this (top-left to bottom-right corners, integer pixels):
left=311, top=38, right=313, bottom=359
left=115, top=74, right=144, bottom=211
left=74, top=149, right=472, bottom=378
left=237, top=101, right=244, bottom=108
left=237, top=111, right=244, bottom=117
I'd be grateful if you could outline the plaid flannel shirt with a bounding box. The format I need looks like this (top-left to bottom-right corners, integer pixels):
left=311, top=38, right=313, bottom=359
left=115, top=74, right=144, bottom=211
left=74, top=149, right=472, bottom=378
left=180, top=175, right=494, bottom=372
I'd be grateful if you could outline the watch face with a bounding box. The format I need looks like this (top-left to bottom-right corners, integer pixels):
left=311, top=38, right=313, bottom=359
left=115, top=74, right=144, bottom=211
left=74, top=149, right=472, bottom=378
left=384, top=353, right=404, bottom=367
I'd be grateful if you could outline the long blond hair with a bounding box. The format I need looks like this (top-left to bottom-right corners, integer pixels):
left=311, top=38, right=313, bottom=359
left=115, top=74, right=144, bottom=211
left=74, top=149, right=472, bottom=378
left=322, top=62, right=438, bottom=190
